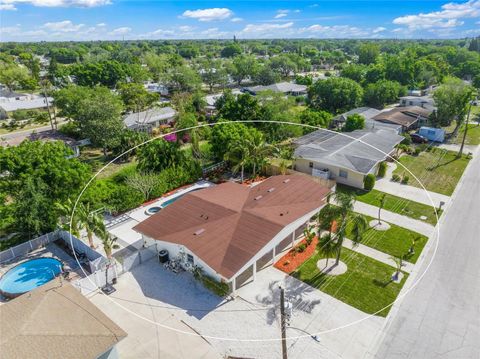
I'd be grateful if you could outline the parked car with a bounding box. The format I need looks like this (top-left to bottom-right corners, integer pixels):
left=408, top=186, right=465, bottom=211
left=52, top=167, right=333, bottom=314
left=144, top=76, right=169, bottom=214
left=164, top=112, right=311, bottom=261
left=411, top=133, right=428, bottom=143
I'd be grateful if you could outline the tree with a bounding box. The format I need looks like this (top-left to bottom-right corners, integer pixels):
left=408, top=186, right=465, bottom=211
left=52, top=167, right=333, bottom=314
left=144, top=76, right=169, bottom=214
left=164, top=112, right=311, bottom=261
left=137, top=139, right=187, bottom=173
left=118, top=83, right=158, bottom=112
left=364, top=80, right=406, bottom=109
left=175, top=112, right=201, bottom=158
left=166, top=65, right=202, bottom=93
left=299, top=109, right=332, bottom=134
left=432, top=77, right=474, bottom=136
left=78, top=203, right=105, bottom=249
left=0, top=63, right=30, bottom=90
left=340, top=64, right=367, bottom=83
left=125, top=172, right=158, bottom=201
left=329, top=192, right=368, bottom=266
left=216, top=92, right=260, bottom=122
left=317, top=233, right=339, bottom=268
left=210, top=121, right=260, bottom=160
left=270, top=55, right=298, bottom=78
left=228, top=55, right=259, bottom=85
left=245, top=131, right=276, bottom=177
left=254, top=64, right=281, bottom=85
left=309, top=77, right=364, bottom=114
left=344, top=114, right=365, bottom=132
left=200, top=59, right=228, bottom=92
left=377, top=193, right=386, bottom=224
left=358, top=43, right=380, bottom=65
left=221, top=43, right=242, bottom=58
left=56, top=199, right=82, bottom=238
left=224, top=138, right=250, bottom=183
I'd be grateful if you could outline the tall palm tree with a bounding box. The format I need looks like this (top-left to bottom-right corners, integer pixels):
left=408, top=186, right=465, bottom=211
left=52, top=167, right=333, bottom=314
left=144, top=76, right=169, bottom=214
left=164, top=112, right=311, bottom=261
left=224, top=139, right=250, bottom=183
left=55, top=199, right=82, bottom=238
left=317, top=233, right=339, bottom=269
left=98, top=225, right=118, bottom=286
left=246, top=132, right=277, bottom=177
left=317, top=191, right=368, bottom=267
left=78, top=203, right=104, bottom=249
left=377, top=193, right=387, bottom=225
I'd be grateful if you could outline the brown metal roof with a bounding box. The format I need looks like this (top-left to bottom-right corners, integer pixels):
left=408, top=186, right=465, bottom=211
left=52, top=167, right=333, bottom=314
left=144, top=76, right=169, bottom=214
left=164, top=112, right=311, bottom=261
left=0, top=279, right=127, bottom=359
left=373, top=106, right=431, bottom=127
left=134, top=175, right=330, bottom=279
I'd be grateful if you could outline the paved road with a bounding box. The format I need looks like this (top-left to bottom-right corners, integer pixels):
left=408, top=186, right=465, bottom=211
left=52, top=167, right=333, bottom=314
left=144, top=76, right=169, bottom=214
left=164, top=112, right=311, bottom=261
left=370, top=148, right=480, bottom=358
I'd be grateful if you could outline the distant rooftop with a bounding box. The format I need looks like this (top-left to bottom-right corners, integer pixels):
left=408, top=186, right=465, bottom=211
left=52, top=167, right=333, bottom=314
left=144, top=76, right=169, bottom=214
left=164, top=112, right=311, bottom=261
left=123, top=106, right=176, bottom=128
left=244, top=82, right=307, bottom=95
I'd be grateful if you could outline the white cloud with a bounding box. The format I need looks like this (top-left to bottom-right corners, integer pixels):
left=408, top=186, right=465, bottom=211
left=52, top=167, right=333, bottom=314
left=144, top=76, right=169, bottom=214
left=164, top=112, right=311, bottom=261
left=241, top=22, right=294, bottom=34
left=0, top=0, right=111, bottom=10
left=305, top=24, right=369, bottom=37
left=393, top=0, right=480, bottom=30
left=108, top=26, right=131, bottom=36
left=42, top=20, right=84, bottom=32
left=231, top=17, right=243, bottom=22
left=178, top=25, right=195, bottom=32
left=274, top=9, right=289, bottom=18
left=372, top=26, right=387, bottom=33
left=309, top=4, right=319, bottom=8
left=181, top=7, right=233, bottom=22
left=0, top=3, right=16, bottom=10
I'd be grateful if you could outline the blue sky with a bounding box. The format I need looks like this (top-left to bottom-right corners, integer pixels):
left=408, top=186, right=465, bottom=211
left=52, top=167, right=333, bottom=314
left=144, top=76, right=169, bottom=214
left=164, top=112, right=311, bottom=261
left=0, top=1, right=479, bottom=41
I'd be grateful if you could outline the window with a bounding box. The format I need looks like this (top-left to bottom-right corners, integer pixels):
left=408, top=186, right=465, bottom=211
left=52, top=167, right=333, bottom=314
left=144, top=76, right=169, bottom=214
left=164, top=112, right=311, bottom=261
left=309, top=162, right=313, bottom=168
left=339, top=170, right=348, bottom=178
left=187, top=254, right=194, bottom=264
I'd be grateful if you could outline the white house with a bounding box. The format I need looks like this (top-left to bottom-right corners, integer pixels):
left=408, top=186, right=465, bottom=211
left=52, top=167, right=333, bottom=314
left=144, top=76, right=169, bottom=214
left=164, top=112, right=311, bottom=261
left=134, top=175, right=330, bottom=292
left=123, top=107, right=176, bottom=133
left=293, top=128, right=403, bottom=189
left=0, top=88, right=53, bottom=112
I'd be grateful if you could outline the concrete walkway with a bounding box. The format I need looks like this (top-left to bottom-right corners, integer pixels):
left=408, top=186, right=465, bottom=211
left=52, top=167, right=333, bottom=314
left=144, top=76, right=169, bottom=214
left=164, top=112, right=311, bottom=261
left=437, top=143, right=477, bottom=154
left=375, top=163, right=450, bottom=208
left=343, top=238, right=414, bottom=273
left=352, top=202, right=435, bottom=237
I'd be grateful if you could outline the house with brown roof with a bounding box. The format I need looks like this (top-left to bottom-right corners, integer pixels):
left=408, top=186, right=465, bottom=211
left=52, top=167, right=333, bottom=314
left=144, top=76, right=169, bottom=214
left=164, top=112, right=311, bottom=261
left=0, top=278, right=126, bottom=359
left=372, top=106, right=432, bottom=132
left=134, top=175, right=330, bottom=291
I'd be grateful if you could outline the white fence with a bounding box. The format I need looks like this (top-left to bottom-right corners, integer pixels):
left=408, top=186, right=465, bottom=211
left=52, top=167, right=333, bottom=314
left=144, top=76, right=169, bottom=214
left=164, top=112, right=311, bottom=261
left=115, top=243, right=157, bottom=274
left=0, top=231, right=58, bottom=264
left=72, top=262, right=120, bottom=296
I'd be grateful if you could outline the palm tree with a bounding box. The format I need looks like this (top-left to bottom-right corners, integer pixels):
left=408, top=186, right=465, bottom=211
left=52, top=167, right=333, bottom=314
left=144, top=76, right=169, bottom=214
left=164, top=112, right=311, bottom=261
left=246, top=132, right=277, bottom=177
left=377, top=193, right=387, bottom=225
left=224, top=139, right=250, bottom=183
left=317, top=233, right=339, bottom=269
left=318, top=191, right=368, bottom=267
left=98, top=223, right=119, bottom=286
left=390, top=255, right=404, bottom=281
left=55, top=199, right=82, bottom=238
left=78, top=203, right=104, bottom=249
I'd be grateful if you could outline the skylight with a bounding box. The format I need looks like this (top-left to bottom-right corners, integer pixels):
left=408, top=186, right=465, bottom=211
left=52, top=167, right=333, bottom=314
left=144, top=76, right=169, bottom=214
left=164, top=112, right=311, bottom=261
left=194, top=228, right=205, bottom=236
left=254, top=195, right=263, bottom=201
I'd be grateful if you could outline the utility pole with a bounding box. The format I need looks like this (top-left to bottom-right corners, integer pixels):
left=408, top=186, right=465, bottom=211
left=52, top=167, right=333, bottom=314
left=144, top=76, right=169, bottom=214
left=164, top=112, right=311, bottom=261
left=458, top=101, right=473, bottom=158
left=279, top=286, right=288, bottom=359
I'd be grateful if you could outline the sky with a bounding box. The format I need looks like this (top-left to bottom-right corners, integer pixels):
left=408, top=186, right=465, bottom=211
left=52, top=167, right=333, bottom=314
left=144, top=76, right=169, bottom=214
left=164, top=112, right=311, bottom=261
left=0, top=0, right=479, bottom=42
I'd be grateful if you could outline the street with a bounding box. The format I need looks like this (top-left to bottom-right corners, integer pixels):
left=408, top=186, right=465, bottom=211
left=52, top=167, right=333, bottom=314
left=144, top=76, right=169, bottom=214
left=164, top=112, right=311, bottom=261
left=370, top=149, right=480, bottom=358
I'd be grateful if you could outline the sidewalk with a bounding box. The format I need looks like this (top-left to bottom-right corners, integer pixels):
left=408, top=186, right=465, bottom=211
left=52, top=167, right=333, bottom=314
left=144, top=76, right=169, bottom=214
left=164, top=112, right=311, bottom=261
left=352, top=202, right=435, bottom=237
left=343, top=238, right=414, bottom=273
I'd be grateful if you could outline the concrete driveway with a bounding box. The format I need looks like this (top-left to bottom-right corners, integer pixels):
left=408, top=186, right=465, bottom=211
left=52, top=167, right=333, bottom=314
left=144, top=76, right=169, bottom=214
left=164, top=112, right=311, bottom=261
left=90, top=259, right=387, bottom=359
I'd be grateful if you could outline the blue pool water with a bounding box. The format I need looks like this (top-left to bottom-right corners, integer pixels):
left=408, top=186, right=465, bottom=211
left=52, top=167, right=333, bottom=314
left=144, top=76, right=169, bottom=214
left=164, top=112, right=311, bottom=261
left=0, top=257, right=63, bottom=296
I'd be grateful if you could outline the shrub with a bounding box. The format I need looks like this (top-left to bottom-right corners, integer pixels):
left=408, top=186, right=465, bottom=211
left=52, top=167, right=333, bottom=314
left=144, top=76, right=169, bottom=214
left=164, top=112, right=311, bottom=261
left=402, top=133, right=412, bottom=145
left=305, top=237, right=313, bottom=246
left=363, top=173, right=376, bottom=191
left=414, top=147, right=422, bottom=156
left=296, top=243, right=307, bottom=253
left=378, top=161, right=387, bottom=177
left=391, top=173, right=401, bottom=182
left=401, top=175, right=410, bottom=184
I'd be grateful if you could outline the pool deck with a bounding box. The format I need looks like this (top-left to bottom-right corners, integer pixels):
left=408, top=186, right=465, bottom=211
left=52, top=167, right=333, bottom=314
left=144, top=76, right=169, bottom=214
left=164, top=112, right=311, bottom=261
left=0, top=242, right=89, bottom=303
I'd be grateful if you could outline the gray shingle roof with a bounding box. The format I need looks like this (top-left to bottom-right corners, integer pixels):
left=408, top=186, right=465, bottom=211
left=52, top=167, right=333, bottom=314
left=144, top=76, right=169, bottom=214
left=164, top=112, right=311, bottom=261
left=123, top=107, right=176, bottom=128
left=294, top=129, right=403, bottom=174
left=245, top=82, right=307, bottom=94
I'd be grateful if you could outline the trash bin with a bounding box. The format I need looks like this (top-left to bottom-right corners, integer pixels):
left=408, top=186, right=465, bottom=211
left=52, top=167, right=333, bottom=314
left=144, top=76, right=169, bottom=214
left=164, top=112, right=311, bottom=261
left=158, top=250, right=169, bottom=263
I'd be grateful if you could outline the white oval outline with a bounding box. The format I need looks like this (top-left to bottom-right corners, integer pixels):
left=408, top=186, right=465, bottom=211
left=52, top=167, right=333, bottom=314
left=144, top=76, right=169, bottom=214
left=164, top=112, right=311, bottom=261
left=67, top=120, right=441, bottom=342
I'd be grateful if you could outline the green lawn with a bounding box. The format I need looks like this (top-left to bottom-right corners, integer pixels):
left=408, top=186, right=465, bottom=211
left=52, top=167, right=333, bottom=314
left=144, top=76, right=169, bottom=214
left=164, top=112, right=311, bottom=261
left=346, top=214, right=428, bottom=263
left=453, top=124, right=480, bottom=146
left=336, top=184, right=441, bottom=225
left=393, top=148, right=470, bottom=196
left=293, top=248, right=408, bottom=317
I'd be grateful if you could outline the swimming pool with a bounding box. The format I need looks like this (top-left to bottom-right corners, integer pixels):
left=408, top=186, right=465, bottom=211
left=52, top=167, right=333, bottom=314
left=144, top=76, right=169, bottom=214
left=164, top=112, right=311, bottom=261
left=0, top=257, right=63, bottom=298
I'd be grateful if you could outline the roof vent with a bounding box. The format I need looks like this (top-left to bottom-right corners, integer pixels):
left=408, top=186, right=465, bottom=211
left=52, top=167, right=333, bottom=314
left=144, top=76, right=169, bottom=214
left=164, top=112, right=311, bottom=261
left=267, top=187, right=275, bottom=193
left=283, top=179, right=290, bottom=183
left=254, top=195, right=263, bottom=201
left=194, top=228, right=205, bottom=236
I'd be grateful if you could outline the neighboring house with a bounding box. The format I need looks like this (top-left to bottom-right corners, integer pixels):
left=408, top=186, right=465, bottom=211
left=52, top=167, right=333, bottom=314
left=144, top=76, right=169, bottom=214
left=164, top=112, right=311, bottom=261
left=134, top=175, right=330, bottom=292
left=205, top=89, right=242, bottom=116
left=399, top=95, right=436, bottom=111
left=0, top=279, right=126, bottom=359
left=418, top=126, right=445, bottom=142
left=372, top=106, right=432, bottom=132
left=243, top=82, right=308, bottom=96
left=293, top=128, right=403, bottom=189
left=123, top=107, right=176, bottom=133
left=332, top=107, right=401, bottom=134
left=144, top=82, right=169, bottom=96
left=0, top=88, right=53, bottom=112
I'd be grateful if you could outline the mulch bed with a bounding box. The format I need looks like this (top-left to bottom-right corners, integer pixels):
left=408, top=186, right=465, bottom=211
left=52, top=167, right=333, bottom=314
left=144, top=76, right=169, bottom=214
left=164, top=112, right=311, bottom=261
left=274, top=237, right=319, bottom=274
